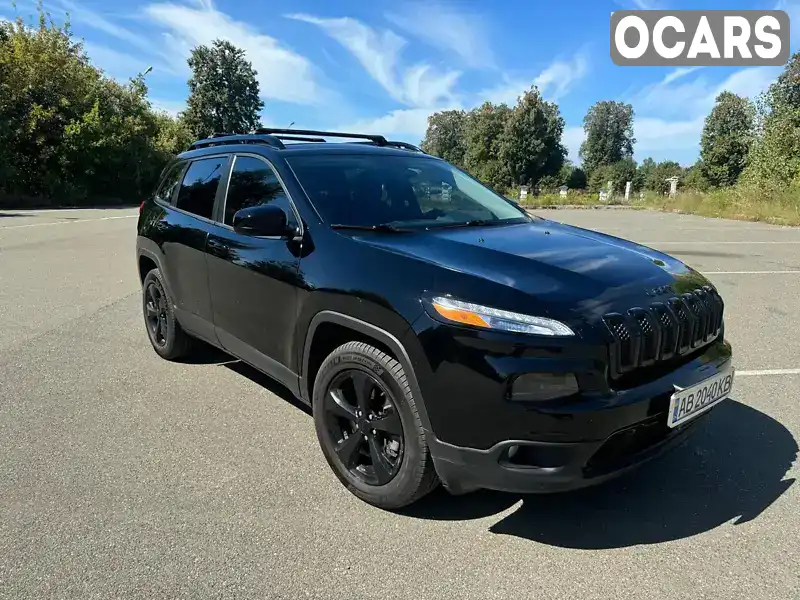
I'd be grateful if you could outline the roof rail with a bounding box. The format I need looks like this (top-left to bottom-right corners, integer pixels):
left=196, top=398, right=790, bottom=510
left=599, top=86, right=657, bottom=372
left=386, top=141, right=424, bottom=152
left=275, top=135, right=326, bottom=143
left=350, top=140, right=424, bottom=153
left=253, top=128, right=388, bottom=146
left=188, top=133, right=286, bottom=151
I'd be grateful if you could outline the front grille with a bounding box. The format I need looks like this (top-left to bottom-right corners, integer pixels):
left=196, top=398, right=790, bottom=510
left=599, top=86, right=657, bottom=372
left=603, top=286, right=724, bottom=384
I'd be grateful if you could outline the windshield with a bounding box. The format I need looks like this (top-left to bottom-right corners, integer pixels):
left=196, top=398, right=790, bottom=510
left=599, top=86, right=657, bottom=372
left=287, top=154, right=531, bottom=229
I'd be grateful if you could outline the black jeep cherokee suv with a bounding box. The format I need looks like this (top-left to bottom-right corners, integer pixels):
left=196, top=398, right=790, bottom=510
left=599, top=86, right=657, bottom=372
left=136, top=128, right=734, bottom=509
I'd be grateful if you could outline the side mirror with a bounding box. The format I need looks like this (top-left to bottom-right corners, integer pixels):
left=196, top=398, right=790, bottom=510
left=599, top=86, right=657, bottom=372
left=232, top=204, right=292, bottom=237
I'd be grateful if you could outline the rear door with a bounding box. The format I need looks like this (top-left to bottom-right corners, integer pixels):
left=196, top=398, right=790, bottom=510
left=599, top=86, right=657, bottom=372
left=159, top=154, right=231, bottom=336
left=205, top=153, right=303, bottom=388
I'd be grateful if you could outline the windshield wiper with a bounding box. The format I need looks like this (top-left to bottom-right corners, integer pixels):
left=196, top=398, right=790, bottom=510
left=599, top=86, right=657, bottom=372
left=330, top=223, right=411, bottom=233
left=428, top=218, right=524, bottom=230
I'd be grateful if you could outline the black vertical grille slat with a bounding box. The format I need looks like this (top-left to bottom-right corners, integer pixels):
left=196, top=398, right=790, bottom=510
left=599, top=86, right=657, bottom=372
left=669, top=297, right=695, bottom=353
left=631, top=308, right=660, bottom=366
left=603, top=286, right=724, bottom=384
left=651, top=302, right=678, bottom=360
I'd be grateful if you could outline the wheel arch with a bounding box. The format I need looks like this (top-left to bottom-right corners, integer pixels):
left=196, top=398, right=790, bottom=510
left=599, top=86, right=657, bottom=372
left=136, top=239, right=174, bottom=297
left=300, top=311, right=433, bottom=433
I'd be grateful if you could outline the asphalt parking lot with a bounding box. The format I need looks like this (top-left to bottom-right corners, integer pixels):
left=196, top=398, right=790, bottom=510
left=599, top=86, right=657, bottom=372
left=1, top=207, right=798, bottom=599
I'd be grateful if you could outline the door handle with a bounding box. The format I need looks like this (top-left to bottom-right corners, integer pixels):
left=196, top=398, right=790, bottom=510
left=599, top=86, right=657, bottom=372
left=207, top=239, right=230, bottom=251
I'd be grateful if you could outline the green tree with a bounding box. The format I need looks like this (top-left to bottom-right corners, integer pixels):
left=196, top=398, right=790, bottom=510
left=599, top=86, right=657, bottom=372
left=636, top=157, right=656, bottom=190
left=579, top=101, right=636, bottom=175
left=182, top=39, right=264, bottom=139
left=743, top=51, right=800, bottom=185
left=699, top=91, right=755, bottom=188
left=612, top=157, right=637, bottom=191
left=421, top=109, right=467, bottom=168
left=499, top=86, right=566, bottom=187
left=766, top=52, right=800, bottom=113
left=587, top=159, right=637, bottom=194
left=0, top=5, right=172, bottom=206
left=559, top=162, right=587, bottom=189
left=0, top=3, right=189, bottom=207
left=682, top=161, right=710, bottom=191
left=587, top=164, right=615, bottom=193
left=153, top=112, right=195, bottom=156
left=463, top=102, right=513, bottom=192
left=651, top=160, right=684, bottom=194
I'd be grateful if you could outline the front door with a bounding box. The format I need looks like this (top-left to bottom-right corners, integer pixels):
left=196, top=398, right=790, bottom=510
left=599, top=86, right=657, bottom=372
left=205, top=154, right=303, bottom=388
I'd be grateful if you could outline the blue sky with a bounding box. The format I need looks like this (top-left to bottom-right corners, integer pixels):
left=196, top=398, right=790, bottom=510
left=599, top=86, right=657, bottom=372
left=3, top=0, right=800, bottom=166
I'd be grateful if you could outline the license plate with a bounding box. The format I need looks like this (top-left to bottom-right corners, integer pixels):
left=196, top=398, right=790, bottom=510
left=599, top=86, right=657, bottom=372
left=667, top=367, right=734, bottom=428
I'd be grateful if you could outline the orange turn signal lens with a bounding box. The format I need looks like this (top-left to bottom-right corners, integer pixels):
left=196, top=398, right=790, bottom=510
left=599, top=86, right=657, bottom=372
left=432, top=302, right=490, bottom=328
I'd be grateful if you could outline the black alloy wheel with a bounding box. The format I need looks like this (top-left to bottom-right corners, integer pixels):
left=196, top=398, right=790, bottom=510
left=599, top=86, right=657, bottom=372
left=324, top=369, right=405, bottom=486
left=144, top=280, right=169, bottom=348
left=141, top=268, right=192, bottom=360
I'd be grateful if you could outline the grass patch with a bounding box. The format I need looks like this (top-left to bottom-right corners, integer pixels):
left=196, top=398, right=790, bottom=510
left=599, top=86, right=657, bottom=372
left=516, top=192, right=628, bottom=208
left=631, top=184, right=800, bottom=226
left=514, top=185, right=800, bottom=226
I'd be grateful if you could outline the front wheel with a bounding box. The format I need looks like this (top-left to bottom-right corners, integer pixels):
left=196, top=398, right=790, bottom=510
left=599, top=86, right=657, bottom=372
left=312, top=341, right=439, bottom=509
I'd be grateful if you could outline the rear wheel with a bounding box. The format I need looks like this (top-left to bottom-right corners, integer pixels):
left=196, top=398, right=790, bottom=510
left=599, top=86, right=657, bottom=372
left=142, top=268, right=192, bottom=360
left=312, top=341, right=438, bottom=509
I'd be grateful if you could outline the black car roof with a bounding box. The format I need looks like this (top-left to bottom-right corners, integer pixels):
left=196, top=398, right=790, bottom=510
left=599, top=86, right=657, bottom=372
left=179, top=142, right=439, bottom=161
left=178, top=129, right=435, bottom=161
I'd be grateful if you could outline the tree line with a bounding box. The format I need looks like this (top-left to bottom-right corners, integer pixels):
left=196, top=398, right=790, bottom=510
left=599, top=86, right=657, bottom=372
left=422, top=55, right=800, bottom=199
left=0, top=6, right=263, bottom=208
left=3, top=4, right=800, bottom=208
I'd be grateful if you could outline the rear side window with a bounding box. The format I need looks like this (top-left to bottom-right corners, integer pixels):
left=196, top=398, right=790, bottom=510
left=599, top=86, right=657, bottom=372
left=224, top=156, right=297, bottom=227
left=155, top=163, right=185, bottom=204
left=175, top=157, right=227, bottom=220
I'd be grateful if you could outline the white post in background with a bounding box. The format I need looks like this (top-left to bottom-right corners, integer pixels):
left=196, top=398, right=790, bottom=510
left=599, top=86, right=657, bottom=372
left=625, top=181, right=632, bottom=202
left=666, top=176, right=679, bottom=198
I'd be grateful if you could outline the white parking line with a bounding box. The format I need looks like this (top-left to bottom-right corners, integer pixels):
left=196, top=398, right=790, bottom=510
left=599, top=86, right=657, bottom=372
left=0, top=215, right=138, bottom=230
left=737, top=369, right=800, bottom=376
left=645, top=241, right=800, bottom=245
left=705, top=270, right=800, bottom=275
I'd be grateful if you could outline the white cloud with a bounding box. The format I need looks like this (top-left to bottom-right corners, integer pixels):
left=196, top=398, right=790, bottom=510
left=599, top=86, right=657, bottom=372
left=533, top=54, right=589, bottom=100
left=775, top=0, right=800, bottom=44
left=385, top=3, right=494, bottom=69
left=53, top=0, right=327, bottom=105
left=660, top=67, right=702, bottom=86
left=55, top=0, right=155, bottom=55
left=286, top=13, right=461, bottom=108
left=479, top=53, right=588, bottom=106
left=634, top=116, right=705, bottom=162
left=634, top=66, right=778, bottom=119
left=614, top=0, right=661, bottom=8
left=144, top=3, right=326, bottom=106
left=149, top=98, right=186, bottom=117
left=624, top=65, right=780, bottom=164
left=82, top=42, right=152, bottom=81
left=337, top=108, right=450, bottom=144
left=562, top=127, right=585, bottom=164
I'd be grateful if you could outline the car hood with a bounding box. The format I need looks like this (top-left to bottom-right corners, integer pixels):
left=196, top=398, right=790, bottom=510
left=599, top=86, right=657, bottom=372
left=352, top=219, right=710, bottom=317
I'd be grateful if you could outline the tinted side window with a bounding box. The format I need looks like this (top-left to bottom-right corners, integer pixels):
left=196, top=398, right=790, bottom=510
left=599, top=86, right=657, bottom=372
left=175, top=157, right=227, bottom=220
left=155, top=163, right=185, bottom=204
left=224, top=156, right=297, bottom=227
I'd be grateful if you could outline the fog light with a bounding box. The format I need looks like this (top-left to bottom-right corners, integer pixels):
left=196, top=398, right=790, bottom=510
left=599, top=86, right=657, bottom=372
left=510, top=373, right=579, bottom=402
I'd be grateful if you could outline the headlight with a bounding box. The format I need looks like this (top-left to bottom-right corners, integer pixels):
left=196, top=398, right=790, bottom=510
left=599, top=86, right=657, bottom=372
left=429, top=296, right=575, bottom=336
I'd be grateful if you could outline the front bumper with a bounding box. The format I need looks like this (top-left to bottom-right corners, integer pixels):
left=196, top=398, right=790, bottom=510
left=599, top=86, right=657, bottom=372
left=408, top=315, right=733, bottom=495
left=427, top=407, right=712, bottom=495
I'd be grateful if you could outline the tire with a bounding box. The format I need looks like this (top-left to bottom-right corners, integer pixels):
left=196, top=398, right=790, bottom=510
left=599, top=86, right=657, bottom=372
left=141, top=268, right=192, bottom=360
left=312, top=341, right=439, bottom=510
